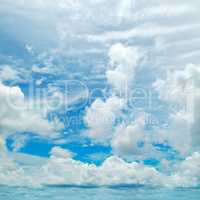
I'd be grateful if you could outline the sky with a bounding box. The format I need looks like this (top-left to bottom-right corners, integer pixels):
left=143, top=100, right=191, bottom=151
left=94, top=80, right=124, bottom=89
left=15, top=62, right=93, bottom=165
left=0, top=0, right=200, bottom=187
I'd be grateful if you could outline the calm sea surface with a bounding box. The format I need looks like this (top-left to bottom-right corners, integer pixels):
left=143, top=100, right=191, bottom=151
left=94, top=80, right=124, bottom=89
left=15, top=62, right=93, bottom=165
left=0, top=186, right=200, bottom=200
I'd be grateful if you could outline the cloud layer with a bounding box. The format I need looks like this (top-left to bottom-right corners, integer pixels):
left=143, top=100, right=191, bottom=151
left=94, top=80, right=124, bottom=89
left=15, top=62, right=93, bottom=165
left=0, top=0, right=200, bottom=188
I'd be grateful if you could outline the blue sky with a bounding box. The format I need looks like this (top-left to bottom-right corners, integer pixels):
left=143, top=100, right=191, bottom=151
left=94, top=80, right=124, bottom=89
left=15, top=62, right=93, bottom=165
left=0, top=0, right=200, bottom=187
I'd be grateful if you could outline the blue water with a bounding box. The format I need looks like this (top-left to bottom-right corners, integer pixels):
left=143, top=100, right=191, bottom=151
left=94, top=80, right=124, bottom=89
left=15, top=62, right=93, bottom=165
left=0, top=186, right=200, bottom=200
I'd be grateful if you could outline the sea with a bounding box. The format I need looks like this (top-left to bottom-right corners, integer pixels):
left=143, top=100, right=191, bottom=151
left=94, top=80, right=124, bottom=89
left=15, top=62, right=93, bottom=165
left=0, top=185, right=200, bottom=200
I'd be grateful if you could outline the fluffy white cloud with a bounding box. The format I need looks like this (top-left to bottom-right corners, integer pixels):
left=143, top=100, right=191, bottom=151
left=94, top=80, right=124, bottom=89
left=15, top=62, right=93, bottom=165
left=0, top=82, right=63, bottom=139
left=111, top=116, right=155, bottom=159
left=39, top=147, right=163, bottom=186
left=84, top=97, right=125, bottom=143
left=1, top=144, right=200, bottom=188
left=153, top=64, right=200, bottom=106
left=50, top=146, right=75, bottom=159
left=0, top=65, right=20, bottom=82
left=168, top=152, right=200, bottom=187
left=106, top=43, right=142, bottom=93
left=84, top=43, right=142, bottom=144
left=153, top=64, right=200, bottom=154
left=0, top=137, right=37, bottom=187
left=24, top=150, right=200, bottom=187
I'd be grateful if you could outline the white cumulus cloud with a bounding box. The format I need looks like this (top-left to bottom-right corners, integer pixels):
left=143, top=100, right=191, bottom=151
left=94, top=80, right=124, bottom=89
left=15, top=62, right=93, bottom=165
left=84, top=97, right=125, bottom=143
